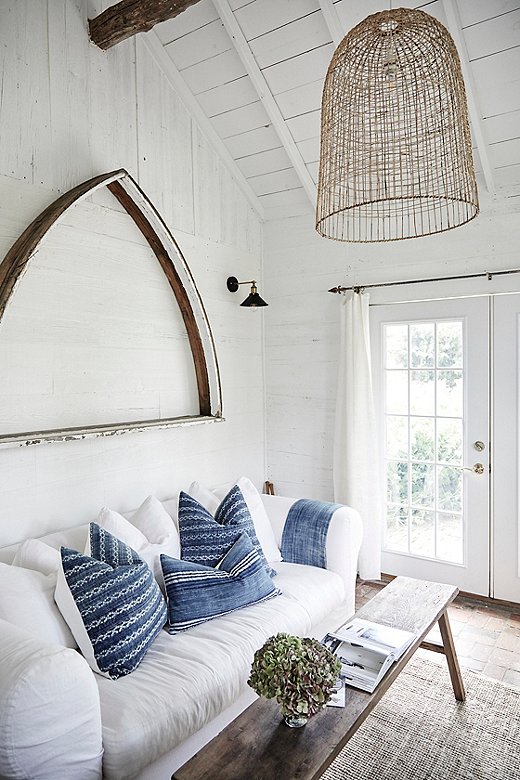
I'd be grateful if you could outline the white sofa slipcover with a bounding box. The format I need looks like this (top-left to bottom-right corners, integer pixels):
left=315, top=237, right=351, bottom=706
left=0, top=493, right=363, bottom=780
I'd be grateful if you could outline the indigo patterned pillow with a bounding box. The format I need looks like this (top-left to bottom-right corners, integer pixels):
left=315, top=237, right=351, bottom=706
left=179, top=486, right=275, bottom=576
left=161, top=532, right=280, bottom=633
left=54, top=523, right=167, bottom=680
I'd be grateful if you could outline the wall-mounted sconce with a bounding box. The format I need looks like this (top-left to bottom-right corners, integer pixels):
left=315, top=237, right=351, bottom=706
left=226, top=277, right=268, bottom=308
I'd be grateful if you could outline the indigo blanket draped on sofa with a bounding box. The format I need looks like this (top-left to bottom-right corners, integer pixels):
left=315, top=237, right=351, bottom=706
left=280, top=499, right=341, bottom=569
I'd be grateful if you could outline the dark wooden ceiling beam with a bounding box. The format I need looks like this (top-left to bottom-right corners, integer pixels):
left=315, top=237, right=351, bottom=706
left=89, top=0, right=204, bottom=50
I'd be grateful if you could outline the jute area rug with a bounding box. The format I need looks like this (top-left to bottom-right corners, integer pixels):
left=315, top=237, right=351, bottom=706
left=322, top=657, right=520, bottom=780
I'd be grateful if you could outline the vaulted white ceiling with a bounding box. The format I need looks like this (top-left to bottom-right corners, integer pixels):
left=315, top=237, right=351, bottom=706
left=148, top=0, right=520, bottom=222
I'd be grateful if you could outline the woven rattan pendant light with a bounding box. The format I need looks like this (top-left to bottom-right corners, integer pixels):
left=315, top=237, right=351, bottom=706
left=316, top=7, right=479, bottom=242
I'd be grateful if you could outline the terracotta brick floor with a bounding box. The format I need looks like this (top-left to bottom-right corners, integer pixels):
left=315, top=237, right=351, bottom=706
left=355, top=580, right=520, bottom=688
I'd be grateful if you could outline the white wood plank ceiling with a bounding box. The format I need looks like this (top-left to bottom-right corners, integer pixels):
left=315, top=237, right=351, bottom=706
left=150, top=0, right=520, bottom=221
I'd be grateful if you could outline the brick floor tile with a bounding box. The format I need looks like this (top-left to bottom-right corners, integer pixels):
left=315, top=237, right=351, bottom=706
left=470, top=643, right=494, bottom=662
left=482, top=662, right=507, bottom=682
left=454, top=638, right=476, bottom=656
left=459, top=626, right=499, bottom=641
left=470, top=632, right=496, bottom=646
left=484, top=616, right=509, bottom=631
left=466, top=612, right=491, bottom=628
left=496, top=632, right=520, bottom=652
left=449, top=607, right=470, bottom=623
left=448, top=619, right=465, bottom=637
left=488, top=647, right=520, bottom=670
left=503, top=668, right=520, bottom=688
left=459, top=656, right=486, bottom=673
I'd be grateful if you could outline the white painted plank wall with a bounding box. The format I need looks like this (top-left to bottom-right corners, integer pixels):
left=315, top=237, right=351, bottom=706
left=136, top=41, right=195, bottom=235
left=0, top=0, right=264, bottom=546
left=263, top=194, right=520, bottom=500
left=0, top=194, right=199, bottom=433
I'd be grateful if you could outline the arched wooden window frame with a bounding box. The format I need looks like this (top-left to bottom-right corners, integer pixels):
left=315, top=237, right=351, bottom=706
left=0, top=169, right=223, bottom=448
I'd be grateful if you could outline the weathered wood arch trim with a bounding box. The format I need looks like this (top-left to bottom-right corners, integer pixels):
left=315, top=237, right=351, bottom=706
left=0, top=169, right=222, bottom=448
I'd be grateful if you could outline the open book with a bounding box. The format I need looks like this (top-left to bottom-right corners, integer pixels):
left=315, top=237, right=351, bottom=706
left=322, top=618, right=416, bottom=693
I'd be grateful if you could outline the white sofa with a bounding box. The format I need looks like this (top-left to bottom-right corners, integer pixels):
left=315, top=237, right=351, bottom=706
left=0, top=492, right=363, bottom=780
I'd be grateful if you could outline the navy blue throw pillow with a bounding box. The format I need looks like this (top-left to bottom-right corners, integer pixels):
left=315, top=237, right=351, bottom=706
left=179, top=485, right=275, bottom=576
left=161, top=532, right=280, bottom=632
left=55, top=523, right=167, bottom=680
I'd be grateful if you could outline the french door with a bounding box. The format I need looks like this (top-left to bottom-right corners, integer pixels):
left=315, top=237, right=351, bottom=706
left=372, top=297, right=490, bottom=596
left=372, top=293, right=520, bottom=602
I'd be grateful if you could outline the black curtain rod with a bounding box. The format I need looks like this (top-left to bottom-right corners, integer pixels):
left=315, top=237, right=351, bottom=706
left=328, top=268, right=520, bottom=295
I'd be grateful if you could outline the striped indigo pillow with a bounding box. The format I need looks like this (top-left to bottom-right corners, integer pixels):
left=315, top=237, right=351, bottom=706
left=179, top=485, right=275, bottom=576
left=161, top=532, right=280, bottom=633
left=54, top=523, right=167, bottom=679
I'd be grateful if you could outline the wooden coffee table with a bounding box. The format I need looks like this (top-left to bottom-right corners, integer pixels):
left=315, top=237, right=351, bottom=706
left=172, top=576, right=464, bottom=780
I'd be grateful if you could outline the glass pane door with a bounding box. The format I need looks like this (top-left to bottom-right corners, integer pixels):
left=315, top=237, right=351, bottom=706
left=371, top=297, right=489, bottom=595
left=384, top=319, right=464, bottom=564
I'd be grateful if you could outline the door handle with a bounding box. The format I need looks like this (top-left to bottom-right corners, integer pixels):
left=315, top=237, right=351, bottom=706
left=460, top=463, right=485, bottom=475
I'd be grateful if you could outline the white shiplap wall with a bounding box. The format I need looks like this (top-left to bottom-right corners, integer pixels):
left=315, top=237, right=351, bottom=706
left=0, top=193, right=204, bottom=434
left=0, top=0, right=264, bottom=547
left=263, top=193, right=520, bottom=500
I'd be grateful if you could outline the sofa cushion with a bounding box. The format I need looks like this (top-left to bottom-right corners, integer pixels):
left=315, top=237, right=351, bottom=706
left=97, top=562, right=346, bottom=780
left=161, top=533, right=280, bottom=632
left=179, top=486, right=274, bottom=576
left=55, top=524, right=167, bottom=680
left=190, top=476, right=282, bottom=563
left=272, top=562, right=346, bottom=627
left=0, top=562, right=77, bottom=648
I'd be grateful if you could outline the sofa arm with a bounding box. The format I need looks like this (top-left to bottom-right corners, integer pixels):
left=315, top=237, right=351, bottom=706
left=260, top=494, right=363, bottom=611
left=0, top=619, right=103, bottom=780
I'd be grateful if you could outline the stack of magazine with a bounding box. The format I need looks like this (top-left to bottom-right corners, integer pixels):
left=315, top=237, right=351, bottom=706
left=322, top=618, right=416, bottom=694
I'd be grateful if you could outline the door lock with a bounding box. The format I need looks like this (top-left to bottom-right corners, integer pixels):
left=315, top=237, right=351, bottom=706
left=474, top=441, right=485, bottom=452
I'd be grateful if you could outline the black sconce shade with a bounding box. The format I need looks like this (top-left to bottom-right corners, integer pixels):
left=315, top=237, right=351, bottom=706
left=226, top=276, right=268, bottom=308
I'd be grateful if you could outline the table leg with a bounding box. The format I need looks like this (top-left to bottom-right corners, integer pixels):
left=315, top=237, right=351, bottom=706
left=438, top=610, right=466, bottom=702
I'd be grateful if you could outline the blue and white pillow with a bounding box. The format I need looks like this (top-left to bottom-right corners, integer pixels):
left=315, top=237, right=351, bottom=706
left=161, top=532, right=280, bottom=633
left=179, top=485, right=275, bottom=576
left=54, top=523, right=167, bottom=680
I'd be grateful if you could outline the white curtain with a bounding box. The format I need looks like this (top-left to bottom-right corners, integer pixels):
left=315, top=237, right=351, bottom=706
left=333, top=291, right=383, bottom=580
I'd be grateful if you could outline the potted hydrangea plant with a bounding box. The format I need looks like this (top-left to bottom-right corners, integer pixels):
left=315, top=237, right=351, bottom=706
left=248, top=632, right=342, bottom=728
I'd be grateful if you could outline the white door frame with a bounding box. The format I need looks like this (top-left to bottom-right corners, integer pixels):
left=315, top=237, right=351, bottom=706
left=492, top=293, right=520, bottom=602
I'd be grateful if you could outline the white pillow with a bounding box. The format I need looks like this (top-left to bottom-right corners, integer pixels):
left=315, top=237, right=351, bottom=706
left=0, top=562, right=77, bottom=648
left=12, top=538, right=62, bottom=575
left=92, top=508, right=148, bottom=553
left=188, top=481, right=220, bottom=515
left=94, top=496, right=180, bottom=585
left=130, top=495, right=179, bottom=546
left=188, top=477, right=282, bottom=563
